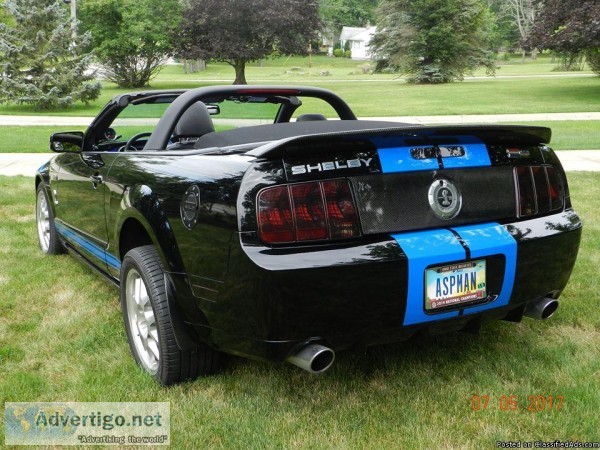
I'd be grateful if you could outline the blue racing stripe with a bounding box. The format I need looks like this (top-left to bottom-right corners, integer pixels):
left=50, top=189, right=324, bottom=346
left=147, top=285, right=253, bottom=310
left=374, top=136, right=439, bottom=173
left=55, top=222, right=121, bottom=271
left=391, top=229, right=466, bottom=325
left=378, top=146, right=438, bottom=173
left=451, top=222, right=517, bottom=315
left=373, top=135, right=491, bottom=173
left=440, top=136, right=491, bottom=169
left=392, top=223, right=517, bottom=326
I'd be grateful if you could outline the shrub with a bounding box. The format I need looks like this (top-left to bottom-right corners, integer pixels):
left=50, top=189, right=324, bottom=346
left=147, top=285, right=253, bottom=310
left=344, top=50, right=352, bottom=58
left=585, top=48, right=600, bottom=75
left=333, top=48, right=344, bottom=57
left=552, top=52, right=585, bottom=72
left=358, top=63, right=372, bottom=74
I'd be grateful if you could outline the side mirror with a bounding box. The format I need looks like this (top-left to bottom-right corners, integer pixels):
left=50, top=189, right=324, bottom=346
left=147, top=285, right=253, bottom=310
left=50, top=132, right=84, bottom=153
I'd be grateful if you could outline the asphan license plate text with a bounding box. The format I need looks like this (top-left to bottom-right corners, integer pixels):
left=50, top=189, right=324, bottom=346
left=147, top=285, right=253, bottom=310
left=426, top=260, right=486, bottom=310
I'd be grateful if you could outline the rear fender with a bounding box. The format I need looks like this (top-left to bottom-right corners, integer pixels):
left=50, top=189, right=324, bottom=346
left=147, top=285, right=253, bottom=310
left=35, top=160, right=58, bottom=219
left=113, top=184, right=185, bottom=274
left=113, top=184, right=206, bottom=350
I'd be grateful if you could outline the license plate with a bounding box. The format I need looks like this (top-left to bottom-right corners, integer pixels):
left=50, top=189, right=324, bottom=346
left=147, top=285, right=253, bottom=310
left=425, top=260, right=487, bottom=310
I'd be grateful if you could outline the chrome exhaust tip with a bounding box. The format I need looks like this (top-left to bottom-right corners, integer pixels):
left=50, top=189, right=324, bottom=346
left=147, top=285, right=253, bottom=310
left=524, top=297, right=559, bottom=320
left=286, top=344, right=335, bottom=374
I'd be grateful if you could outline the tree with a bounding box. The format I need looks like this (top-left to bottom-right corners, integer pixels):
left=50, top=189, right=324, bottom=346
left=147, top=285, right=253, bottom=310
left=177, top=0, right=322, bottom=85
left=526, top=0, right=600, bottom=72
left=0, top=0, right=100, bottom=109
left=0, top=5, right=9, bottom=24
left=78, top=0, right=181, bottom=88
left=481, top=1, right=521, bottom=52
left=371, top=0, right=496, bottom=83
left=486, top=0, right=540, bottom=59
left=501, top=0, right=536, bottom=60
left=319, top=0, right=379, bottom=33
left=0, top=2, right=13, bottom=26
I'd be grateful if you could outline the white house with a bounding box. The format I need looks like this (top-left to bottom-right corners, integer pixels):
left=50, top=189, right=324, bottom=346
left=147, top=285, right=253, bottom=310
left=339, top=26, right=377, bottom=60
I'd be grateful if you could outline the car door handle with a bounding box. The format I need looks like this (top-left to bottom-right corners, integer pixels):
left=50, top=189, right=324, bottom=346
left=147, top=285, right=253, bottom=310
left=90, top=174, right=103, bottom=187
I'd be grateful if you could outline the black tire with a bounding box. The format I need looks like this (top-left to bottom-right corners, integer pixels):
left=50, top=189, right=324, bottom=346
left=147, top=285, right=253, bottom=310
left=36, top=184, right=63, bottom=255
left=120, top=245, right=220, bottom=385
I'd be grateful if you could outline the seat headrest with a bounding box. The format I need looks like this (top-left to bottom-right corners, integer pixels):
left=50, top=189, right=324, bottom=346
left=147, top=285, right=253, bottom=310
left=173, top=102, right=215, bottom=138
left=296, top=113, right=327, bottom=122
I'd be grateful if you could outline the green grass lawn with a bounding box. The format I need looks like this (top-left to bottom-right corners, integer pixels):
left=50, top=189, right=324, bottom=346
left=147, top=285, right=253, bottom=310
left=157, top=53, right=594, bottom=80
left=2, top=121, right=598, bottom=153
left=329, top=77, right=599, bottom=116
left=0, top=55, right=597, bottom=118
left=0, top=174, right=598, bottom=448
left=0, top=76, right=598, bottom=117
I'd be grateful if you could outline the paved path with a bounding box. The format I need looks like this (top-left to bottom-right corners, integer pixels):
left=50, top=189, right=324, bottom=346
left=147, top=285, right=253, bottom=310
left=0, top=153, right=52, bottom=176
left=1, top=150, right=599, bottom=177
left=1, top=112, right=600, bottom=127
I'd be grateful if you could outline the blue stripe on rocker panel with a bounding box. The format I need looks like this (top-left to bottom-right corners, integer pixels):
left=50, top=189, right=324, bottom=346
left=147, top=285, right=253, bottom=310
left=391, top=229, right=466, bottom=326
left=55, top=222, right=121, bottom=270
left=451, top=222, right=517, bottom=315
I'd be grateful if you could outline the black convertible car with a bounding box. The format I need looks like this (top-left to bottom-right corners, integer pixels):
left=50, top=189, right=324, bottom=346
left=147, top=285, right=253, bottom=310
left=36, top=85, right=582, bottom=384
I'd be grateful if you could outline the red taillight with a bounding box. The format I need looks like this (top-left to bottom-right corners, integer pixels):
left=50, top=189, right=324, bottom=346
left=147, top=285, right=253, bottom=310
left=516, top=166, right=536, bottom=217
left=322, top=180, right=361, bottom=239
left=257, top=180, right=361, bottom=244
left=515, top=165, right=564, bottom=218
left=532, top=166, right=551, bottom=214
left=257, top=186, right=294, bottom=243
left=546, top=166, right=564, bottom=210
left=291, top=182, right=327, bottom=241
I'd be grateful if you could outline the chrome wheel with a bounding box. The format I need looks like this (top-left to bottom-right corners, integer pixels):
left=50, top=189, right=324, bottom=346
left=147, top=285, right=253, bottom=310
left=121, top=245, right=220, bottom=383
left=125, top=268, right=160, bottom=374
left=36, top=189, right=51, bottom=252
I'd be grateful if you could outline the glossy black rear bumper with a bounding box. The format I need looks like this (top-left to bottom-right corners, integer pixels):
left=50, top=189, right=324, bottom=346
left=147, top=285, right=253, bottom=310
left=184, top=210, right=581, bottom=363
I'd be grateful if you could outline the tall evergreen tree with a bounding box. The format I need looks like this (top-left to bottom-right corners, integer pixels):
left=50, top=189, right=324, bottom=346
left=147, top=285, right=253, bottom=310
left=0, top=0, right=100, bottom=109
left=371, top=0, right=496, bottom=83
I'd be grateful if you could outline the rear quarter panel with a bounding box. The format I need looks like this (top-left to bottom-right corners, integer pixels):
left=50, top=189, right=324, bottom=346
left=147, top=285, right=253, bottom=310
left=105, top=153, right=252, bottom=281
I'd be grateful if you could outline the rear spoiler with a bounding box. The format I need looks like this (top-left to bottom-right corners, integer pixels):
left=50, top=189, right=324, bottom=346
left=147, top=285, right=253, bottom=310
left=247, top=125, right=552, bottom=159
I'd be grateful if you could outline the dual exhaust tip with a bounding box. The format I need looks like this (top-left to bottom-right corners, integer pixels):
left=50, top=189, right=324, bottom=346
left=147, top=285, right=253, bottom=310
left=287, top=344, right=335, bottom=374
left=524, top=297, right=559, bottom=320
left=287, top=297, right=558, bottom=374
